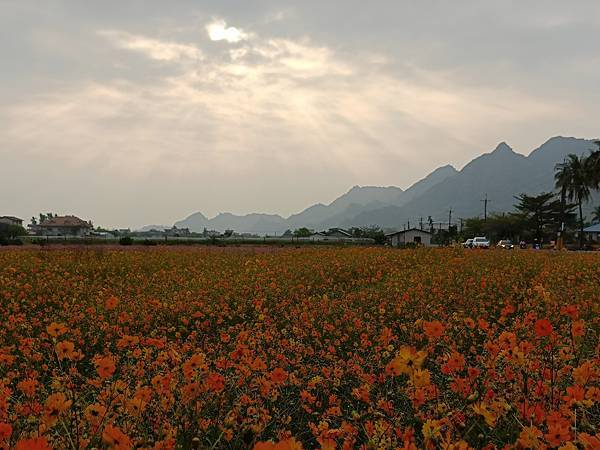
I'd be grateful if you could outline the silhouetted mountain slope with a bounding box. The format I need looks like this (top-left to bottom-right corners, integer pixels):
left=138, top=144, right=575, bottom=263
left=349, top=137, right=596, bottom=228
left=394, top=165, right=458, bottom=206
left=170, top=136, right=599, bottom=233
left=286, top=185, right=403, bottom=229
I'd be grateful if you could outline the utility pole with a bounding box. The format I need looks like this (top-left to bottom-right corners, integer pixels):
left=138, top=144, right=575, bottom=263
left=448, top=208, right=452, bottom=230
left=407, top=220, right=410, bottom=229
left=419, top=217, right=423, bottom=230
left=481, top=193, right=491, bottom=222
left=460, top=218, right=463, bottom=234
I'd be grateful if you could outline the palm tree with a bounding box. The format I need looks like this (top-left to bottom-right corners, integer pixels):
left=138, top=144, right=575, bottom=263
left=589, top=141, right=600, bottom=189
left=555, top=154, right=592, bottom=248
left=593, top=206, right=600, bottom=224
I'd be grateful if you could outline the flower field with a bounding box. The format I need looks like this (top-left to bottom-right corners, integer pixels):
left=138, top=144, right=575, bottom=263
left=0, top=247, right=598, bottom=449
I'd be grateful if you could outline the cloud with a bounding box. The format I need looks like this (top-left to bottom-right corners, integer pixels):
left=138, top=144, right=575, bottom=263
left=98, top=30, right=203, bottom=61
left=206, top=20, right=248, bottom=43
left=1, top=26, right=567, bottom=182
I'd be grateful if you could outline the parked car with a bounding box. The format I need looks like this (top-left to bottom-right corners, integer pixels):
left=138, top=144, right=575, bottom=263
left=497, top=239, right=514, bottom=249
left=519, top=241, right=527, bottom=249
left=472, top=236, right=490, bottom=248
left=463, top=238, right=474, bottom=248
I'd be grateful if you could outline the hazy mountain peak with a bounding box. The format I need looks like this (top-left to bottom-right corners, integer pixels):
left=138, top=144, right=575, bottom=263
left=332, top=185, right=404, bottom=207
left=429, top=164, right=458, bottom=175
left=492, top=142, right=514, bottom=154
left=182, top=211, right=207, bottom=221
left=392, top=164, right=458, bottom=207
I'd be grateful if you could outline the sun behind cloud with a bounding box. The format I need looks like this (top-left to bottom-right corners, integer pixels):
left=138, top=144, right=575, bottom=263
left=206, top=20, right=248, bottom=43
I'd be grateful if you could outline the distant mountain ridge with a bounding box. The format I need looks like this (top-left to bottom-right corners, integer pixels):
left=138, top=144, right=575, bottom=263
left=172, top=136, right=599, bottom=233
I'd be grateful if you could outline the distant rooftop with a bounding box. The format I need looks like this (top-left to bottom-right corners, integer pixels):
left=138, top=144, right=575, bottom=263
left=386, top=228, right=431, bottom=236
left=40, top=215, right=92, bottom=228
left=583, top=223, right=600, bottom=233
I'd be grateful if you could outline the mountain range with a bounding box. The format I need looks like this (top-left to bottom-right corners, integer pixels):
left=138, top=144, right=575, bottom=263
left=169, top=137, right=599, bottom=234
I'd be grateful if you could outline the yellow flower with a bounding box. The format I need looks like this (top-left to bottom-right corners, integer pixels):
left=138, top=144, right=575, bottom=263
left=472, top=402, right=497, bottom=427
left=387, top=346, right=427, bottom=376
left=518, top=426, right=543, bottom=449
left=422, top=419, right=441, bottom=441
left=413, top=368, right=431, bottom=388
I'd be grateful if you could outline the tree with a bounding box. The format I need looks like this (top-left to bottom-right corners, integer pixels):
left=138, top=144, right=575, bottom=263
left=483, top=212, right=526, bottom=242
left=349, top=226, right=386, bottom=244
left=513, top=192, right=574, bottom=243
left=513, top=192, right=553, bottom=242
left=0, top=223, right=27, bottom=241
left=463, top=217, right=485, bottom=238
left=293, top=227, right=313, bottom=238
left=555, top=154, right=593, bottom=248
left=589, top=141, right=600, bottom=189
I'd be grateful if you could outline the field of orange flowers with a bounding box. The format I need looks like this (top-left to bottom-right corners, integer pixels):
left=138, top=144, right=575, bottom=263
left=0, top=246, right=598, bottom=449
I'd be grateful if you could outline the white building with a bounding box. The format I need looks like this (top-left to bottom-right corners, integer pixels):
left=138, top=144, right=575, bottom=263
left=386, top=228, right=432, bottom=247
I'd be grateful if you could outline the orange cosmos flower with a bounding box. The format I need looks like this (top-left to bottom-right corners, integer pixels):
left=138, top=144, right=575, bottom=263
left=46, top=322, right=67, bottom=338
left=534, top=319, right=553, bottom=337
left=545, top=422, right=571, bottom=447
left=206, top=373, right=225, bottom=392
left=181, top=382, right=201, bottom=403
left=133, top=386, right=153, bottom=403
left=102, top=424, right=132, bottom=450
left=560, top=304, right=579, bottom=319
left=270, top=367, right=289, bottom=384
left=15, top=437, right=53, bottom=450
left=95, top=355, right=116, bottom=379
left=518, top=426, right=542, bottom=449
left=572, top=320, right=585, bottom=337
left=0, top=422, right=12, bottom=440
left=413, top=369, right=431, bottom=388
left=443, top=351, right=466, bottom=374
left=43, top=392, right=72, bottom=426
left=317, top=437, right=337, bottom=450
left=572, top=361, right=598, bottom=385
left=564, top=385, right=585, bottom=406
left=423, top=320, right=445, bottom=339
left=17, top=378, right=39, bottom=397
left=55, top=340, right=76, bottom=360
left=254, top=438, right=304, bottom=450
left=578, top=434, right=600, bottom=449
left=126, top=396, right=147, bottom=416
left=105, top=296, right=119, bottom=310
left=183, top=353, right=206, bottom=379
left=84, top=403, right=107, bottom=427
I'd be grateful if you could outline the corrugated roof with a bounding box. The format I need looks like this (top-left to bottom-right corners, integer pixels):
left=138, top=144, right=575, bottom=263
left=386, top=228, right=432, bottom=236
left=583, top=223, right=600, bottom=233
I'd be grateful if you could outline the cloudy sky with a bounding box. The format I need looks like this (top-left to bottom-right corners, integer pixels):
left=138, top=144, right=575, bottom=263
left=1, top=1, right=599, bottom=228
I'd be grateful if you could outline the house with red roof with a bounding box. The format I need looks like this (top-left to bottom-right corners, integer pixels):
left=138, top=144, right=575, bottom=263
left=36, top=215, right=93, bottom=237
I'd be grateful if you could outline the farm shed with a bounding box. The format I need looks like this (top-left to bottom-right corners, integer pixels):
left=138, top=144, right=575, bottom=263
left=386, top=228, right=432, bottom=247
